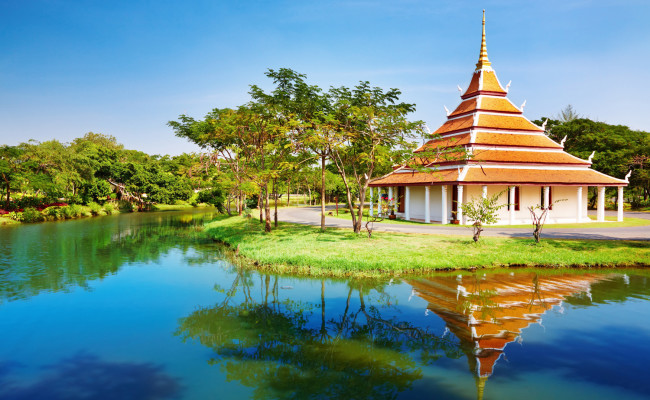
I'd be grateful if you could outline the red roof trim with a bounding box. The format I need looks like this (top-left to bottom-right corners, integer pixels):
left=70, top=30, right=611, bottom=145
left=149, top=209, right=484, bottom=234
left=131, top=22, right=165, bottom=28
left=462, top=90, right=508, bottom=100
left=369, top=181, right=626, bottom=187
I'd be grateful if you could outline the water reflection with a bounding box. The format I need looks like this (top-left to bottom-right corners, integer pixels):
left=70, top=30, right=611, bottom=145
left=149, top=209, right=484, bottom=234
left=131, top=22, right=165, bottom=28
left=409, top=272, right=611, bottom=398
left=0, top=353, right=183, bottom=400
left=0, top=210, right=218, bottom=303
left=178, top=269, right=650, bottom=399
left=176, top=272, right=464, bottom=399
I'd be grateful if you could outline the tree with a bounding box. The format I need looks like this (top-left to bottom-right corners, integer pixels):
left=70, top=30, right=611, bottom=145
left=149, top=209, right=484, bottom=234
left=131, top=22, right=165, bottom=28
left=328, top=82, right=422, bottom=234
left=460, top=191, right=506, bottom=242
left=0, top=145, right=26, bottom=206
left=528, top=199, right=566, bottom=243
left=557, top=104, right=580, bottom=122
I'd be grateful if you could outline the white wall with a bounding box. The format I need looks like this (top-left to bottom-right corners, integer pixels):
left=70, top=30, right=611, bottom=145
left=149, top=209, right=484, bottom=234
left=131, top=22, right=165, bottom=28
left=395, top=184, right=590, bottom=225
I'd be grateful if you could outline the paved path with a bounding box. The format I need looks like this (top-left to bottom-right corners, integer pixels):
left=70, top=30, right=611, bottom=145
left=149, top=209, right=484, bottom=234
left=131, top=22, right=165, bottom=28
left=278, top=206, right=650, bottom=241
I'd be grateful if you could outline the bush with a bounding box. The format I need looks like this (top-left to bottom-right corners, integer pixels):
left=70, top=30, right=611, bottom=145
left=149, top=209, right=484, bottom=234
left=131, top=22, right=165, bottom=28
left=103, top=203, right=116, bottom=215
left=198, top=188, right=226, bottom=212
left=173, top=199, right=188, bottom=206
left=43, top=206, right=63, bottom=220
left=61, top=204, right=83, bottom=219
left=88, top=202, right=103, bottom=216
left=118, top=200, right=136, bottom=212
left=21, top=207, right=45, bottom=223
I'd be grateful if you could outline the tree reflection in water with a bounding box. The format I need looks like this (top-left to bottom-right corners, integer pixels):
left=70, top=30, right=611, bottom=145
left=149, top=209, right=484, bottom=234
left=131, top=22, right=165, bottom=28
left=176, top=270, right=464, bottom=400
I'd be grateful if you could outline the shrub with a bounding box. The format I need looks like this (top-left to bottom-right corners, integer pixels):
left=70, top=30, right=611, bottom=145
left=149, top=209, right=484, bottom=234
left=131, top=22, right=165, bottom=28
left=88, top=202, right=103, bottom=216
left=103, top=203, right=116, bottom=215
left=118, top=200, right=136, bottom=212
left=61, top=204, right=83, bottom=219
left=197, top=188, right=226, bottom=212
left=21, top=207, right=45, bottom=223
left=173, top=199, right=189, bottom=206
left=43, top=206, right=63, bottom=220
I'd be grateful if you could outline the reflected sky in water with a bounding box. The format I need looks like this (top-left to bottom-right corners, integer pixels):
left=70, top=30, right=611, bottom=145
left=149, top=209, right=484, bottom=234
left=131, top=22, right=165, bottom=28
left=0, top=210, right=649, bottom=400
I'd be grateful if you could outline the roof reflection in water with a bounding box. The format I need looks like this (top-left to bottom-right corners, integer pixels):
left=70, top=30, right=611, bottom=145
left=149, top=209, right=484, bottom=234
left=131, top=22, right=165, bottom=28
left=408, top=272, right=608, bottom=399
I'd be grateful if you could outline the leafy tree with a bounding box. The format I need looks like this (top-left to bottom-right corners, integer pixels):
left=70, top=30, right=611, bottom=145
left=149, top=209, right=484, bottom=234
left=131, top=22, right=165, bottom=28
left=0, top=145, right=26, bottom=206
left=460, top=191, right=506, bottom=242
left=328, top=82, right=422, bottom=233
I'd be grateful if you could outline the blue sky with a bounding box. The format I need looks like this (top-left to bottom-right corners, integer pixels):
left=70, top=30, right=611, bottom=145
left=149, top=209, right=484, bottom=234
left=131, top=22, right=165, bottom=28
left=1, top=0, right=648, bottom=155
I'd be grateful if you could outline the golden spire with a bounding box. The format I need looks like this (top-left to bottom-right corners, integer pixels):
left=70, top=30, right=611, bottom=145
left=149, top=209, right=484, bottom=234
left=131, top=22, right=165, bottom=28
left=475, top=10, right=491, bottom=70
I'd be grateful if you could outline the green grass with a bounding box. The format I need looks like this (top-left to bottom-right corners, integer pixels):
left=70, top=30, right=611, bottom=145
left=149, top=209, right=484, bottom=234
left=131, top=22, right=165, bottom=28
left=329, top=207, right=650, bottom=229
left=204, top=216, right=650, bottom=277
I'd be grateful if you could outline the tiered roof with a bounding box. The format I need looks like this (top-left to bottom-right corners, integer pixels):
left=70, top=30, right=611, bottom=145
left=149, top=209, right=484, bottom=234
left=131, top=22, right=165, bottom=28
left=370, top=11, right=627, bottom=188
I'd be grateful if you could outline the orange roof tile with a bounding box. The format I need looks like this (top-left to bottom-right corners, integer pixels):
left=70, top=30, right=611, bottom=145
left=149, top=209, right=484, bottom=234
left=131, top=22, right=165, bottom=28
left=369, top=169, right=459, bottom=187
left=463, top=70, right=508, bottom=99
left=414, top=134, right=471, bottom=153
left=477, top=114, right=542, bottom=132
left=433, top=115, right=475, bottom=135
left=464, top=72, right=480, bottom=96
left=463, top=167, right=627, bottom=185
left=482, top=71, right=507, bottom=93
left=474, top=132, right=562, bottom=148
left=470, top=149, right=589, bottom=165
left=450, top=98, right=478, bottom=117
left=479, top=97, right=520, bottom=113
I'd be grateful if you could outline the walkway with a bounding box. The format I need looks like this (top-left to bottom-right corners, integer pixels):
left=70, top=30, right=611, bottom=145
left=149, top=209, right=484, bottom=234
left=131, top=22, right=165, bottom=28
left=277, top=206, right=650, bottom=241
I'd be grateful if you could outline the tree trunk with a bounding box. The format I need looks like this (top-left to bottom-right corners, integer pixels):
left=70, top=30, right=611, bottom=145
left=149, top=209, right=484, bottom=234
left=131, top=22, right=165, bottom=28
left=259, top=188, right=264, bottom=223
left=5, top=182, right=10, bottom=207
left=264, top=183, right=272, bottom=232
left=307, top=187, right=312, bottom=206
left=286, top=179, right=291, bottom=207
left=320, top=155, right=326, bottom=231
left=273, top=179, right=278, bottom=228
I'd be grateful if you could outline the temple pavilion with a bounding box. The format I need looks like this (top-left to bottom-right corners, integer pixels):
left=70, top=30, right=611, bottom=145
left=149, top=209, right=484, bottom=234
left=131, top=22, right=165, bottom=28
left=369, top=11, right=628, bottom=225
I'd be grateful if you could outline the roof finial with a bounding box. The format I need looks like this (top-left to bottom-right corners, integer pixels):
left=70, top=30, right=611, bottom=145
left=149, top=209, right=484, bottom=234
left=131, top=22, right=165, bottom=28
left=476, top=10, right=492, bottom=71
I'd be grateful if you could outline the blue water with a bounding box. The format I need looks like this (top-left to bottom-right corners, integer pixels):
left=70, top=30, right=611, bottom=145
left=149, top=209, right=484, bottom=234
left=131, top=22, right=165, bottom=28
left=0, top=210, right=649, bottom=399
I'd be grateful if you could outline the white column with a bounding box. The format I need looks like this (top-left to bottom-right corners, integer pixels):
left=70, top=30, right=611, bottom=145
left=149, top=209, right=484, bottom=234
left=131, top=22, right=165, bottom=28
left=405, top=186, right=411, bottom=221
left=369, top=187, right=374, bottom=217
left=441, top=185, right=448, bottom=224
left=543, top=186, right=550, bottom=209
left=456, top=185, right=464, bottom=224
left=597, top=186, right=605, bottom=222
left=482, top=185, right=488, bottom=199
left=509, top=186, right=515, bottom=225
left=617, top=186, right=624, bottom=222
left=377, top=188, right=382, bottom=216
left=424, top=186, right=430, bottom=223
left=576, top=186, right=583, bottom=223
left=388, top=187, right=394, bottom=215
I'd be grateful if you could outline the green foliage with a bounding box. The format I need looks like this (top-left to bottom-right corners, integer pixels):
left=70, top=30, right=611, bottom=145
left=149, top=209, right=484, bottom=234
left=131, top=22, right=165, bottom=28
left=87, top=202, right=103, bottom=216
left=460, top=191, right=506, bottom=242
left=21, top=207, right=44, bottom=223
left=197, top=188, right=226, bottom=212
left=43, top=206, right=63, bottom=220
left=103, top=202, right=116, bottom=215
left=61, top=204, right=83, bottom=219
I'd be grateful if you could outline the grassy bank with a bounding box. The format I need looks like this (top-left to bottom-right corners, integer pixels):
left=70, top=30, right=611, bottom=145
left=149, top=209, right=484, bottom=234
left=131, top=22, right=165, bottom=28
left=204, top=216, right=650, bottom=277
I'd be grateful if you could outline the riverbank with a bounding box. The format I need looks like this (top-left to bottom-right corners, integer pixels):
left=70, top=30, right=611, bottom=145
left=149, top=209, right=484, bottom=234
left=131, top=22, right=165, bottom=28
left=204, top=216, right=650, bottom=277
left=0, top=202, right=210, bottom=226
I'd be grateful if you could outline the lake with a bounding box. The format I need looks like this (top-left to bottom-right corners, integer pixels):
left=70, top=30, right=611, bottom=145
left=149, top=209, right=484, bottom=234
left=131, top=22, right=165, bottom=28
left=0, top=209, right=649, bottom=400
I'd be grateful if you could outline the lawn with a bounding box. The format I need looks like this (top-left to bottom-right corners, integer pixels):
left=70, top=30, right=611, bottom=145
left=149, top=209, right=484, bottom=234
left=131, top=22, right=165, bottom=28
left=204, top=216, right=650, bottom=277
